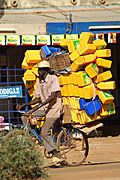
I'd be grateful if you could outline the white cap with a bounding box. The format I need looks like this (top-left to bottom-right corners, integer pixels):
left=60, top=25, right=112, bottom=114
left=37, top=60, right=51, bottom=68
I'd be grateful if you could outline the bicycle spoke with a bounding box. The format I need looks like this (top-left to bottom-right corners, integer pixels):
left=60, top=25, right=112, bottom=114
left=57, top=126, right=89, bottom=166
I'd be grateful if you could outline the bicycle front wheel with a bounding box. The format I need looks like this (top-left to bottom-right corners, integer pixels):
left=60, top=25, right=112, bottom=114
left=57, top=126, right=89, bottom=166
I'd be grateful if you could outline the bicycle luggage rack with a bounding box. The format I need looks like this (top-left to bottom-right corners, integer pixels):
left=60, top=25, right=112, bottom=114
left=74, top=120, right=103, bottom=136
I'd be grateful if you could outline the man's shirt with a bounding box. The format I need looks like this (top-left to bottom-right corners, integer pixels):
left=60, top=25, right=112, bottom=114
left=34, top=73, right=63, bottom=112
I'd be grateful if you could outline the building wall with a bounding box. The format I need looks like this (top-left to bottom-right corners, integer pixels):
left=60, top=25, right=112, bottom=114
left=1, top=0, right=120, bottom=9
left=0, top=0, right=119, bottom=34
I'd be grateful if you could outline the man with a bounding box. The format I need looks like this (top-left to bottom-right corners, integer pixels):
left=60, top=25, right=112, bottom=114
left=17, top=60, right=63, bottom=164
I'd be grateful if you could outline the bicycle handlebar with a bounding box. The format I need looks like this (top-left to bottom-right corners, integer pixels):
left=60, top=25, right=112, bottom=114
left=17, top=104, right=43, bottom=115
left=17, top=110, right=30, bottom=115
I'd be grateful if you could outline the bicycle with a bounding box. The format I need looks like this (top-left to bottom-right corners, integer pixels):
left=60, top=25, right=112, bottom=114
left=5, top=109, right=89, bottom=166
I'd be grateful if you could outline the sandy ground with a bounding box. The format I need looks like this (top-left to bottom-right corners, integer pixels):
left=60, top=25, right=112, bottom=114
left=46, top=135, right=120, bottom=180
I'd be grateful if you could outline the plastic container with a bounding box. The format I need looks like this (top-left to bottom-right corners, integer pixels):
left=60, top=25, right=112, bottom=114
left=83, top=54, right=96, bottom=64
left=93, top=39, right=107, bottom=50
left=22, top=57, right=36, bottom=70
left=79, top=98, right=86, bottom=110
left=62, top=97, right=69, bottom=105
left=68, top=40, right=76, bottom=53
left=83, top=96, right=102, bottom=116
left=69, top=97, right=79, bottom=110
left=60, top=39, right=69, bottom=46
left=63, top=75, right=69, bottom=85
left=22, top=57, right=28, bottom=69
left=75, top=98, right=81, bottom=109
left=69, top=85, right=79, bottom=97
left=33, top=78, right=38, bottom=92
left=28, top=87, right=34, bottom=97
left=74, top=40, right=80, bottom=49
left=97, top=81, right=115, bottom=90
left=78, top=88, right=84, bottom=98
left=83, top=84, right=96, bottom=99
left=107, top=102, right=116, bottom=115
left=79, top=32, right=95, bottom=43
left=77, top=110, right=95, bottom=124
left=49, top=47, right=61, bottom=53
left=96, top=58, right=112, bottom=68
left=25, top=50, right=41, bottom=64
left=24, top=70, right=36, bottom=81
left=78, top=43, right=96, bottom=56
left=100, top=102, right=116, bottom=116
left=32, top=64, right=39, bottom=76
left=58, top=74, right=69, bottom=85
left=76, top=71, right=91, bottom=87
left=40, top=45, right=52, bottom=58
left=85, top=63, right=99, bottom=78
left=94, top=49, right=111, bottom=58
left=97, top=90, right=114, bottom=104
left=71, top=109, right=79, bottom=123
left=22, top=77, right=35, bottom=89
left=60, top=85, right=69, bottom=97
left=95, top=70, right=112, bottom=83
left=58, top=75, right=64, bottom=86
left=70, top=56, right=84, bottom=72
left=77, top=110, right=88, bottom=124
left=67, top=84, right=77, bottom=97
left=69, top=72, right=78, bottom=85
left=69, top=49, right=80, bottom=61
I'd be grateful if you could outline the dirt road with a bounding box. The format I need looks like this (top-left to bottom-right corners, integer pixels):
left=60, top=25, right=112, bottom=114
left=48, top=136, right=120, bottom=180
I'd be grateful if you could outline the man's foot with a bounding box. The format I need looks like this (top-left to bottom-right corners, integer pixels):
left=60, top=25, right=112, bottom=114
left=49, top=149, right=65, bottom=166
left=52, top=156, right=63, bottom=164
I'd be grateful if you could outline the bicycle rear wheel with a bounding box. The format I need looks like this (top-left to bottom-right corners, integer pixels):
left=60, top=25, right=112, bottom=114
left=57, top=126, right=89, bottom=166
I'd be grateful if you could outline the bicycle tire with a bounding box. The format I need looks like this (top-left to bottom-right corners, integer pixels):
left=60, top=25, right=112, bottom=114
left=56, top=126, right=89, bottom=166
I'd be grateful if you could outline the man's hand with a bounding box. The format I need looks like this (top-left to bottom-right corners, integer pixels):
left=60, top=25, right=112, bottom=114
left=16, top=104, right=23, bottom=110
left=23, top=111, right=31, bottom=117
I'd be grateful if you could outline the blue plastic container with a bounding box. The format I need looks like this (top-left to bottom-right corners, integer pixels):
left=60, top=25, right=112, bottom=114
left=40, top=45, right=52, bottom=58
left=49, top=47, right=61, bottom=53
left=79, top=98, right=86, bottom=110
left=84, top=97, right=102, bottom=116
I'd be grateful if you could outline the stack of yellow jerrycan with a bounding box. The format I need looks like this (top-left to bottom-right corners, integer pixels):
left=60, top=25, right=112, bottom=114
left=21, top=32, right=116, bottom=125
left=22, top=50, right=41, bottom=96
left=59, top=32, right=115, bottom=124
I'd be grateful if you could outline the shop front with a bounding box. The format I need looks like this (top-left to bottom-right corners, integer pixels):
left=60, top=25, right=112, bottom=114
left=0, top=30, right=120, bottom=127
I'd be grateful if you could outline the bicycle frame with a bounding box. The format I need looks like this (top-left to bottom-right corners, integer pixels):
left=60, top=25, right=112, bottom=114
left=18, top=110, right=44, bottom=143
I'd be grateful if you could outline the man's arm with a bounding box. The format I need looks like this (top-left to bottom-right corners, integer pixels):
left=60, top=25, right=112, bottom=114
left=29, top=91, right=60, bottom=113
left=16, top=97, right=41, bottom=110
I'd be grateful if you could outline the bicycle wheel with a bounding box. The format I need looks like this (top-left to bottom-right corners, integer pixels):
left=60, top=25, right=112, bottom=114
left=57, top=126, right=89, bottom=166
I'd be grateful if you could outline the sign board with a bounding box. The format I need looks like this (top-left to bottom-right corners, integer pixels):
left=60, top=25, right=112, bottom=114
left=52, top=34, right=65, bottom=45
left=0, top=86, right=22, bottom=99
left=0, top=35, right=5, bottom=45
left=21, top=35, right=35, bottom=46
left=6, top=35, right=20, bottom=46
left=36, top=35, right=51, bottom=45
left=66, top=34, right=78, bottom=40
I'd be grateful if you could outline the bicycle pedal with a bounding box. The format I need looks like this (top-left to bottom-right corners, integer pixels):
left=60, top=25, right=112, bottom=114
left=60, top=160, right=67, bottom=166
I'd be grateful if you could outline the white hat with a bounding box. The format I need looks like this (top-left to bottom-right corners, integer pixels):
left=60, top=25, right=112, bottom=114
left=37, top=60, right=50, bottom=68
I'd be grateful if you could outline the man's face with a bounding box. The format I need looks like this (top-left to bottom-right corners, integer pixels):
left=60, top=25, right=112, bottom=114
left=38, top=68, right=48, bottom=80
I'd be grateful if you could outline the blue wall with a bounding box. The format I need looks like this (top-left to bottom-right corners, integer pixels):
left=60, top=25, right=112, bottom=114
left=46, top=21, right=120, bottom=34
